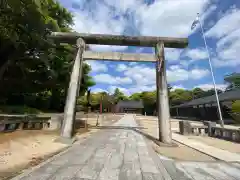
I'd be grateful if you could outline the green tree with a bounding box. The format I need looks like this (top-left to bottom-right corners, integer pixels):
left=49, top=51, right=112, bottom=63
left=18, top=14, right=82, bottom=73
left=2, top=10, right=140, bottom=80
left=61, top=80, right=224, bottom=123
left=0, top=0, right=94, bottom=112
left=141, top=91, right=156, bottom=115
left=225, top=73, right=240, bottom=91
left=169, top=89, right=192, bottom=105
left=192, top=88, right=205, bottom=99
left=129, top=93, right=142, bottom=101
left=231, top=100, right=240, bottom=124
left=202, top=89, right=223, bottom=97
left=113, top=88, right=128, bottom=103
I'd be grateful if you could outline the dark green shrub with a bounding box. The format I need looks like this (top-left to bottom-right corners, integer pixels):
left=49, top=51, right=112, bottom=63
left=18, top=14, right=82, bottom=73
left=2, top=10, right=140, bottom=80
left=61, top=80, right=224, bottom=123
left=231, top=100, right=240, bottom=124
left=0, top=105, right=41, bottom=114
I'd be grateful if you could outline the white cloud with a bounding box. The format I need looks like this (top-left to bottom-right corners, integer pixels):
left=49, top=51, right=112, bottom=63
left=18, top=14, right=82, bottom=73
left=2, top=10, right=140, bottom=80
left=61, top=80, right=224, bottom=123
left=69, top=0, right=220, bottom=92
left=103, top=0, right=141, bottom=14
left=205, top=8, right=240, bottom=39
left=108, top=85, right=130, bottom=95
left=99, top=64, right=210, bottom=95
left=108, top=84, right=156, bottom=95
left=205, top=8, right=240, bottom=67
left=167, top=66, right=209, bottom=83
left=195, top=83, right=228, bottom=91
left=213, top=29, right=240, bottom=67
left=171, top=85, right=186, bottom=91
left=165, top=49, right=183, bottom=62
left=184, top=48, right=208, bottom=60
left=190, top=68, right=210, bottom=78
left=91, top=88, right=107, bottom=93
left=71, top=0, right=214, bottom=54
left=216, top=29, right=240, bottom=49
left=127, top=85, right=156, bottom=94
left=123, top=65, right=156, bottom=86
left=129, top=62, right=137, bottom=66
left=169, top=65, right=181, bottom=71
left=136, top=0, right=211, bottom=37
left=179, top=60, right=190, bottom=68
left=90, top=45, right=128, bottom=52
left=116, top=64, right=128, bottom=72
left=72, top=1, right=125, bottom=35
left=167, top=68, right=189, bottom=82
left=72, top=1, right=128, bottom=52
left=85, top=60, right=108, bottom=72
left=121, top=63, right=210, bottom=87
left=94, top=74, right=132, bottom=85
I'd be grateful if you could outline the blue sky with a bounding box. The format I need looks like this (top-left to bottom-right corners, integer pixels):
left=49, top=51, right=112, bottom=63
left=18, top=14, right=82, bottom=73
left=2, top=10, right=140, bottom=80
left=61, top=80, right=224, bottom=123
left=59, top=0, right=240, bottom=95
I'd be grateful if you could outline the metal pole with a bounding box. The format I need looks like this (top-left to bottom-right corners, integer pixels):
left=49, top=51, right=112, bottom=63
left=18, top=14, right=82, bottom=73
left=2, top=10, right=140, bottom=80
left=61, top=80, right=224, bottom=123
left=197, top=13, right=224, bottom=127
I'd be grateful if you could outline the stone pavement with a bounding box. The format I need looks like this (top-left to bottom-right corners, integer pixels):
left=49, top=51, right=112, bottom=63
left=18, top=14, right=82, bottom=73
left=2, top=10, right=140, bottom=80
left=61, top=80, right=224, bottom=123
left=12, top=114, right=240, bottom=180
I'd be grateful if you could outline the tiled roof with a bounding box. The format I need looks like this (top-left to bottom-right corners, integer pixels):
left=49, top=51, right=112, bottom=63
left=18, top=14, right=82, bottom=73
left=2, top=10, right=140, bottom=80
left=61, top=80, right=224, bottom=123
left=171, top=89, right=240, bottom=108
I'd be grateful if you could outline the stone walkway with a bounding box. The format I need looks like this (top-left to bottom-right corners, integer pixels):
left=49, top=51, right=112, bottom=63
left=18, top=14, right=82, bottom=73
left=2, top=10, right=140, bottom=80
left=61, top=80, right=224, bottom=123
left=12, top=114, right=240, bottom=180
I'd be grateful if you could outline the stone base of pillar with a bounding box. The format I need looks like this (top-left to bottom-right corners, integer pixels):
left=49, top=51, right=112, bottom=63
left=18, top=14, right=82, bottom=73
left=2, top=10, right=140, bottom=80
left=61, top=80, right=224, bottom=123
left=54, top=136, right=77, bottom=145
left=154, top=140, right=178, bottom=147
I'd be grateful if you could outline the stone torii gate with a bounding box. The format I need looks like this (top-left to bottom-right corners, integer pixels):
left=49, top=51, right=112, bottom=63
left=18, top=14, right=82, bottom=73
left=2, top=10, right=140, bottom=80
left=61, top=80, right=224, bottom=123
left=49, top=32, right=188, bottom=144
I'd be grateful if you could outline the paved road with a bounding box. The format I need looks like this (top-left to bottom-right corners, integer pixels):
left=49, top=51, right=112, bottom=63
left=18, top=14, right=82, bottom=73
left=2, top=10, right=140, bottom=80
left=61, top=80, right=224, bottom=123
left=12, top=114, right=240, bottom=180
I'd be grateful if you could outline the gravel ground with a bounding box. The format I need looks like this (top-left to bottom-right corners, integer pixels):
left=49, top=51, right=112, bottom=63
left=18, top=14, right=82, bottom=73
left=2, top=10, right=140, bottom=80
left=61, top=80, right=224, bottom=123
left=0, top=131, right=68, bottom=179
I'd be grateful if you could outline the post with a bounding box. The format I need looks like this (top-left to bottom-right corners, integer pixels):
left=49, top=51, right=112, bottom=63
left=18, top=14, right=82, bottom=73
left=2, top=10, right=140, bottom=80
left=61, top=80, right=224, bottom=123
left=59, top=38, right=85, bottom=143
left=85, top=106, right=90, bottom=130
left=197, top=13, right=224, bottom=127
left=155, top=42, right=172, bottom=144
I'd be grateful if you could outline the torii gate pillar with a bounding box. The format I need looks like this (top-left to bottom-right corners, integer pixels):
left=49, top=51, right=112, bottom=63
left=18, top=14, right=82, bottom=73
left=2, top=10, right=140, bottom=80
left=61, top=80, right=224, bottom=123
left=56, top=38, right=85, bottom=144
left=155, top=42, right=172, bottom=144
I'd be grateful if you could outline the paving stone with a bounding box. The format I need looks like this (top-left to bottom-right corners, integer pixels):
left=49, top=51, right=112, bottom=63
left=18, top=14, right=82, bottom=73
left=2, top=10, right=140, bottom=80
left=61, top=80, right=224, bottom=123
left=11, top=115, right=167, bottom=180
left=98, top=168, right=120, bottom=180
left=49, top=165, right=83, bottom=180
left=161, top=160, right=191, bottom=180
left=139, top=158, right=159, bottom=174
left=75, top=145, right=111, bottom=179
left=119, top=161, right=142, bottom=180
left=142, top=173, right=163, bottom=180
left=65, top=147, right=97, bottom=165
left=19, top=165, right=61, bottom=180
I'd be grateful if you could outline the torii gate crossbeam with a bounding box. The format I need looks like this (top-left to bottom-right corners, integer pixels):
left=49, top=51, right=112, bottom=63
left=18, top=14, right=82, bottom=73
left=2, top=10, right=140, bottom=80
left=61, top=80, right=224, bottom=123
left=49, top=32, right=188, bottom=145
left=83, top=51, right=156, bottom=62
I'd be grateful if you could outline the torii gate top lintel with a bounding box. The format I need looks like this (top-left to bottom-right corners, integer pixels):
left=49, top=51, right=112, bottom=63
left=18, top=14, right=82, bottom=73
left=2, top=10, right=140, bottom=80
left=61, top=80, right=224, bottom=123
left=50, top=32, right=188, bottom=48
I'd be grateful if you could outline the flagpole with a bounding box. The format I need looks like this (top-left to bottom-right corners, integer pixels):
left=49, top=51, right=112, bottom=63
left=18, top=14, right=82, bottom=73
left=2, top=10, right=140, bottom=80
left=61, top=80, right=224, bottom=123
left=196, top=13, right=224, bottom=127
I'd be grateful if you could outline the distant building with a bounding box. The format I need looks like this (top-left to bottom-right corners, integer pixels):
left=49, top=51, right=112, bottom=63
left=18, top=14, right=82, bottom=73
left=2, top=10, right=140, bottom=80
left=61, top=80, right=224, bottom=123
left=170, top=89, right=240, bottom=123
left=224, top=73, right=240, bottom=90
left=115, top=100, right=144, bottom=114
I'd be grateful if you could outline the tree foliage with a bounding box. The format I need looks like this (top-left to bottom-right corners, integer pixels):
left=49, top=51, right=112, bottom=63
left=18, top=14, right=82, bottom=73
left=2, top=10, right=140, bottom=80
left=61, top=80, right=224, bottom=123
left=78, top=91, right=114, bottom=112
left=225, top=73, right=240, bottom=91
left=79, top=86, right=225, bottom=115
left=0, top=0, right=94, bottom=112
left=231, top=100, right=240, bottom=124
left=113, top=88, right=129, bottom=103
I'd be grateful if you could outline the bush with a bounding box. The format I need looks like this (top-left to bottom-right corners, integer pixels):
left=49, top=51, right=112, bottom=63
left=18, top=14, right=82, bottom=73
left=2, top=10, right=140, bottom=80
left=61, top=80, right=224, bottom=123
left=231, top=100, right=240, bottom=124
left=0, top=105, right=42, bottom=114
left=232, top=100, right=240, bottom=113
